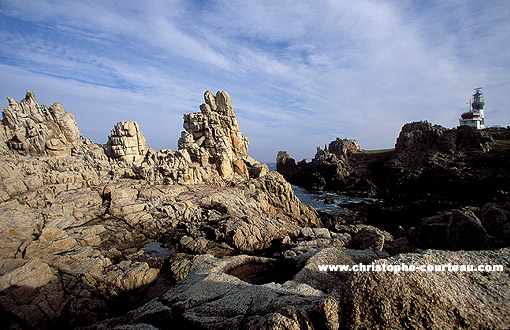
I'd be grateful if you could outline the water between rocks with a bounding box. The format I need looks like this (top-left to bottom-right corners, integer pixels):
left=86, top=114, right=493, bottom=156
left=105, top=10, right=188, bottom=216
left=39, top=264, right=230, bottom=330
left=116, top=186, right=372, bottom=317
left=145, top=242, right=175, bottom=258
left=291, top=185, right=378, bottom=215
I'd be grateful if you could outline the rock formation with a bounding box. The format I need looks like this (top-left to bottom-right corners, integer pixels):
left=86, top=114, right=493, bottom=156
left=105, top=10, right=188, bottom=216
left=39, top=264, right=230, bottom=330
left=89, top=247, right=510, bottom=330
left=1, top=91, right=82, bottom=156
left=277, top=122, right=510, bottom=250
left=139, top=90, right=268, bottom=185
left=276, top=151, right=297, bottom=174
left=389, top=120, right=493, bottom=169
left=106, top=120, right=148, bottom=165
left=409, top=204, right=510, bottom=250
left=326, top=137, right=361, bottom=158
left=0, top=90, right=319, bottom=329
left=276, top=138, right=373, bottom=194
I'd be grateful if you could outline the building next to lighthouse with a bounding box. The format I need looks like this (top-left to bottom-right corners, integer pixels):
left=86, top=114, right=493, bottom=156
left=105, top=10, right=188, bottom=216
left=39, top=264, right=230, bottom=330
left=459, top=88, right=485, bottom=129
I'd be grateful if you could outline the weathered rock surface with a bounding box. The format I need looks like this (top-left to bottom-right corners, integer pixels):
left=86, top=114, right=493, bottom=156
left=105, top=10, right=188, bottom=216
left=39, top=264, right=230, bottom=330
left=304, top=247, right=509, bottom=329
left=1, top=91, right=82, bottom=156
left=89, top=254, right=341, bottom=330
left=106, top=120, right=148, bottom=165
left=89, top=247, right=510, bottom=330
left=0, top=90, right=320, bottom=329
left=139, top=90, right=268, bottom=185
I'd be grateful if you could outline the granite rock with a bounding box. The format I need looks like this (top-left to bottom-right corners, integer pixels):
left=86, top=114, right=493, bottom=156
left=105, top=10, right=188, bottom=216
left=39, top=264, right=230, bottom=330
left=106, top=120, right=148, bottom=165
left=1, top=91, right=82, bottom=156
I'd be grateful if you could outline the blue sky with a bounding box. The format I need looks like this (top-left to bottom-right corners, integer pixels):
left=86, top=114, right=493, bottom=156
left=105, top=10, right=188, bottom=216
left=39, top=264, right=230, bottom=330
left=1, top=0, right=509, bottom=162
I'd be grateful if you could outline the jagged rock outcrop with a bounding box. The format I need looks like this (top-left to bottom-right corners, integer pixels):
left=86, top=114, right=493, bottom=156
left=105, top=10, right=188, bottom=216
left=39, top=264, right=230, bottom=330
left=327, top=138, right=361, bottom=158
left=139, top=90, right=268, bottom=185
left=276, top=138, right=375, bottom=195
left=1, top=91, right=82, bottom=156
left=106, top=120, right=148, bottom=165
left=0, top=90, right=321, bottom=329
left=1, top=90, right=268, bottom=186
left=389, top=121, right=493, bottom=169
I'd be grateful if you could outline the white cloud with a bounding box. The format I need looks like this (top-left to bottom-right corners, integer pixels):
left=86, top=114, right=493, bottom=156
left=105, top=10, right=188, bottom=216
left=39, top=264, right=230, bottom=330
left=0, top=0, right=508, bottom=162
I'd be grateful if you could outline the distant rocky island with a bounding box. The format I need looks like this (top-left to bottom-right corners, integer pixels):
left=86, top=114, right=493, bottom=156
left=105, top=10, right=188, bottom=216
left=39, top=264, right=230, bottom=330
left=0, top=91, right=508, bottom=329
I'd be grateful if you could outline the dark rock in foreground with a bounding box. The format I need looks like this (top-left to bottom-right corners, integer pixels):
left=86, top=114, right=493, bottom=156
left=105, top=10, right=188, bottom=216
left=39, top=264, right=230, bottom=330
left=89, top=247, right=510, bottom=330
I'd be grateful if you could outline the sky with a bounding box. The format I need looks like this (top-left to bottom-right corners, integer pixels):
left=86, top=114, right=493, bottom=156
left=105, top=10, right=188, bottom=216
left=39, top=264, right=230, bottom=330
left=0, top=0, right=509, bottom=162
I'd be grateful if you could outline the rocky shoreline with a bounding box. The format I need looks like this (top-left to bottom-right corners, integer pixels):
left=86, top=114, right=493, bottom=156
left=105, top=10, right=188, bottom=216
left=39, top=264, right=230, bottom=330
left=277, top=122, right=510, bottom=250
left=0, top=91, right=509, bottom=329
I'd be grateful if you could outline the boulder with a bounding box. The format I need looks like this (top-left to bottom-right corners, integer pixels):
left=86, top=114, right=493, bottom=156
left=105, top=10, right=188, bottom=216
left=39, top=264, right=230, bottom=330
left=482, top=203, right=510, bottom=245
left=104, top=261, right=159, bottom=293
left=447, top=209, right=488, bottom=250
left=106, top=120, right=148, bottom=165
left=410, top=209, right=489, bottom=250
left=351, top=226, right=386, bottom=251
left=0, top=258, right=67, bottom=328
left=220, top=216, right=300, bottom=252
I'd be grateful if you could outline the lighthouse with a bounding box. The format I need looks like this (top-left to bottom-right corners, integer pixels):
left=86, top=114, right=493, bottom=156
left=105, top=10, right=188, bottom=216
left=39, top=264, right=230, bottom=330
left=459, top=88, right=485, bottom=129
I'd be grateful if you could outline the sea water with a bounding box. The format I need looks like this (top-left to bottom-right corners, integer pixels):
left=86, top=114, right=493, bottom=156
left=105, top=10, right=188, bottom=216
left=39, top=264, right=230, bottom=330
left=266, top=163, right=376, bottom=215
left=291, top=185, right=377, bottom=215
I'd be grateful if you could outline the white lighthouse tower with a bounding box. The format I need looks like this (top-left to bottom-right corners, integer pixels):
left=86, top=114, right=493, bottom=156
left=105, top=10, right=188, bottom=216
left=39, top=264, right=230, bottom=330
left=459, top=88, right=485, bottom=129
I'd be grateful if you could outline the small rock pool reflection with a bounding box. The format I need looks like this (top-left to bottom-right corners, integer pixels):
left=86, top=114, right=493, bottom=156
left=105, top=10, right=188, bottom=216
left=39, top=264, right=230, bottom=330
left=227, top=259, right=299, bottom=285
left=145, top=242, right=175, bottom=258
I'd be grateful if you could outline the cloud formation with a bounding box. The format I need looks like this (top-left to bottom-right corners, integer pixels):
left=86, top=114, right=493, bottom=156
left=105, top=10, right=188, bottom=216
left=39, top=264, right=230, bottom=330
left=0, top=0, right=509, bottom=162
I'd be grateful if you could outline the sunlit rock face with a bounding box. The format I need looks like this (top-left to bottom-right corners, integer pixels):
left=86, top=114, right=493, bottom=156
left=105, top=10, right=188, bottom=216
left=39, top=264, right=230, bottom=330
left=140, top=90, right=268, bottom=185
left=106, top=120, right=148, bottom=165
left=0, top=89, right=316, bottom=329
left=1, top=90, right=82, bottom=156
